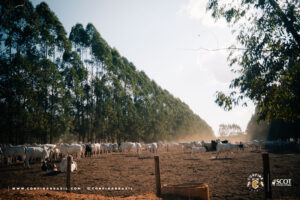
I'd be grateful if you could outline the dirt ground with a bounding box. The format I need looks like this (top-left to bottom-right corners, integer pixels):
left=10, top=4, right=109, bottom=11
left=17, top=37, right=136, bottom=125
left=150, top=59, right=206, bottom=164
left=0, top=189, right=161, bottom=200
left=0, top=148, right=299, bottom=200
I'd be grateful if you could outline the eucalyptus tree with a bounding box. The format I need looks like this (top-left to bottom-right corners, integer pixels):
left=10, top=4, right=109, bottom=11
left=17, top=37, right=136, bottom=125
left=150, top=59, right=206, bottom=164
left=93, top=75, right=109, bottom=141
left=35, top=2, right=72, bottom=143
left=84, top=23, right=113, bottom=142
left=0, top=0, right=38, bottom=143
left=62, top=50, right=87, bottom=141
left=0, top=0, right=72, bottom=143
left=208, top=0, right=300, bottom=124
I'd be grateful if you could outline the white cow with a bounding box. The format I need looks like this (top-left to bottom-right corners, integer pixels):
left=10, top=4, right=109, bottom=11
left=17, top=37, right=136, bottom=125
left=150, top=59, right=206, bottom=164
left=70, top=144, right=83, bottom=159
left=58, top=144, right=82, bottom=159
left=25, top=147, right=49, bottom=168
left=193, top=141, right=203, bottom=147
left=44, top=144, right=56, bottom=150
left=136, top=143, right=142, bottom=154
left=168, top=142, right=180, bottom=151
left=89, top=143, right=96, bottom=156
left=57, top=143, right=68, bottom=156
left=191, top=146, right=206, bottom=154
left=51, top=147, right=61, bottom=161
left=94, top=143, right=101, bottom=155
left=147, top=143, right=158, bottom=154
left=120, top=142, right=136, bottom=153
left=100, top=143, right=111, bottom=154
left=216, top=143, right=238, bottom=159
left=80, top=144, right=86, bottom=157
left=180, top=142, right=194, bottom=152
left=157, top=142, right=166, bottom=151
left=60, top=156, right=77, bottom=173
left=36, top=145, right=54, bottom=157
left=2, top=145, right=26, bottom=165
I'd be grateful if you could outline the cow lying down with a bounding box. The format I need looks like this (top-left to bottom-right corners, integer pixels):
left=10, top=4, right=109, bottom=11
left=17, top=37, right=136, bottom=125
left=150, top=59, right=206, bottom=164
left=41, top=159, right=57, bottom=171
left=60, top=156, right=77, bottom=173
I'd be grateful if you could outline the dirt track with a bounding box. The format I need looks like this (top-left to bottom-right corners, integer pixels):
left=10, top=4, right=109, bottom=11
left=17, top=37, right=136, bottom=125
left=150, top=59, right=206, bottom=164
left=0, top=148, right=299, bottom=199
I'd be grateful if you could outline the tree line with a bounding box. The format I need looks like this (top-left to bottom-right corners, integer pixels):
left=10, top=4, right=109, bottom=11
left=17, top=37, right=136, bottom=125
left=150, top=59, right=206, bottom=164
left=246, top=107, right=300, bottom=141
left=218, top=124, right=243, bottom=137
left=0, top=0, right=214, bottom=144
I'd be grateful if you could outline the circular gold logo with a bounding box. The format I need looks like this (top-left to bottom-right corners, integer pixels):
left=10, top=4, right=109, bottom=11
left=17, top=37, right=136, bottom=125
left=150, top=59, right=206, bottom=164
left=247, top=173, right=264, bottom=191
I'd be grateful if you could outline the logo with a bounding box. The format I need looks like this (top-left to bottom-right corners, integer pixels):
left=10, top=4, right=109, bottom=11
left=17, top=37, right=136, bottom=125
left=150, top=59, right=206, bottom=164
left=272, top=179, right=292, bottom=187
left=247, top=173, right=264, bottom=191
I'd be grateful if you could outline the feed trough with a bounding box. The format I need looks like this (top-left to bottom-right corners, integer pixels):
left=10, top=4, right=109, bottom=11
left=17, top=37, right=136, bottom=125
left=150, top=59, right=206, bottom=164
left=162, top=183, right=209, bottom=200
left=154, top=156, right=210, bottom=200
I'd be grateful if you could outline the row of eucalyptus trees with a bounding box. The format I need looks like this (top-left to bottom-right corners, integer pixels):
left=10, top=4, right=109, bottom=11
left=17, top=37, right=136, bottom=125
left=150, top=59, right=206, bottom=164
left=0, top=0, right=213, bottom=144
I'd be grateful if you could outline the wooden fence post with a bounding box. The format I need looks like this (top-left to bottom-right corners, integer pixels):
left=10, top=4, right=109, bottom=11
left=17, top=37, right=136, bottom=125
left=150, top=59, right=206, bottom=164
left=66, top=155, right=72, bottom=193
left=154, top=156, right=161, bottom=195
left=262, top=153, right=272, bottom=199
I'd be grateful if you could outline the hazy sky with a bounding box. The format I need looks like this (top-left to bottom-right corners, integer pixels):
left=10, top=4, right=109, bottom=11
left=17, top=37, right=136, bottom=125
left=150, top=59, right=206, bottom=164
left=31, top=0, right=255, bottom=136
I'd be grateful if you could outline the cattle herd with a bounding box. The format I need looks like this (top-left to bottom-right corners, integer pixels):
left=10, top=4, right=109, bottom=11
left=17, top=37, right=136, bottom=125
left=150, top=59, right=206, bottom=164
left=0, top=139, right=299, bottom=172
left=0, top=142, right=164, bottom=170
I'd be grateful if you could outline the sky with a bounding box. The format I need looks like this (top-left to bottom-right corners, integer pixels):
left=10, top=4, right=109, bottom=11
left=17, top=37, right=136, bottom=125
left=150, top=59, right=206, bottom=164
left=31, top=0, right=255, bottom=136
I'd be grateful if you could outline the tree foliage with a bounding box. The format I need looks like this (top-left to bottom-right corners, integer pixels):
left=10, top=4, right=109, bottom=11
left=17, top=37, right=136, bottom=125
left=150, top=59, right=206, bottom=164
left=0, top=0, right=214, bottom=144
left=208, top=0, right=300, bottom=123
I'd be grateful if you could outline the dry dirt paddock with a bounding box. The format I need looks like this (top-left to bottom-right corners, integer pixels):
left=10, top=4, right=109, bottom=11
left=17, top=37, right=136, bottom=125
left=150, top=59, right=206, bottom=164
left=0, top=148, right=299, bottom=200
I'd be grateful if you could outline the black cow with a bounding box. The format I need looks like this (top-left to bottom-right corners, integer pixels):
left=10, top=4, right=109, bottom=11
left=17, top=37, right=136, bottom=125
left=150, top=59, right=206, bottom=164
left=41, top=159, right=57, bottom=171
left=238, top=142, right=244, bottom=151
left=203, top=140, right=218, bottom=151
left=85, top=144, right=92, bottom=157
